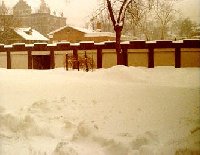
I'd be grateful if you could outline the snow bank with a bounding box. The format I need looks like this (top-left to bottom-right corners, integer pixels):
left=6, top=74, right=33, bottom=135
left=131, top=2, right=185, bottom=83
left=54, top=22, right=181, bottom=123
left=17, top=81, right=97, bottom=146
left=0, top=66, right=199, bottom=155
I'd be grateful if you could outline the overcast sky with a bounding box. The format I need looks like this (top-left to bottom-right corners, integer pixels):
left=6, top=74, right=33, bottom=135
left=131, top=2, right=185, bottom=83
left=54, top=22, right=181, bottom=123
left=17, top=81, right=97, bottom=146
left=1, top=0, right=200, bottom=27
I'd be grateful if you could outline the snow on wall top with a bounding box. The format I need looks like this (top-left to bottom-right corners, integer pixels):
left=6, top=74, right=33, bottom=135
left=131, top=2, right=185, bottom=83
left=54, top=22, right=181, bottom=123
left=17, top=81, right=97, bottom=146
left=14, top=28, right=49, bottom=41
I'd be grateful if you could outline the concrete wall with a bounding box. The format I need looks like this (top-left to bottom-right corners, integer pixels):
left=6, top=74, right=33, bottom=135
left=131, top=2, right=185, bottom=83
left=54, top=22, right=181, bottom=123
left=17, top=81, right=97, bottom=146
left=11, top=52, right=28, bottom=69
left=102, top=49, right=117, bottom=68
left=181, top=48, right=200, bottom=67
left=78, top=50, right=97, bottom=68
left=128, top=49, right=148, bottom=67
left=0, top=48, right=200, bottom=69
left=53, top=50, right=97, bottom=69
left=54, top=51, right=71, bottom=68
left=0, top=52, right=28, bottom=69
left=154, top=48, right=175, bottom=66
left=0, top=52, right=7, bottom=68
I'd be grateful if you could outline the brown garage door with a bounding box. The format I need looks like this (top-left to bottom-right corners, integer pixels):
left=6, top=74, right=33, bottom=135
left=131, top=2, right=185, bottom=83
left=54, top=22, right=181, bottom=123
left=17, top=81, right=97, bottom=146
left=32, top=55, right=50, bottom=69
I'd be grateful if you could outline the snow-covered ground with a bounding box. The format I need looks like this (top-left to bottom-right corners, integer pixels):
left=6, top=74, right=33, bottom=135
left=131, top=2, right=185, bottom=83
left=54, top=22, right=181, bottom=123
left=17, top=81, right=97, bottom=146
left=0, top=66, right=199, bottom=155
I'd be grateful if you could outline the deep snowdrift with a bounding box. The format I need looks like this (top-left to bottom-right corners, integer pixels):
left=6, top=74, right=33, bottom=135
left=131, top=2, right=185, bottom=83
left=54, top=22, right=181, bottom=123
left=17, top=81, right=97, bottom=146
left=0, top=66, right=199, bottom=155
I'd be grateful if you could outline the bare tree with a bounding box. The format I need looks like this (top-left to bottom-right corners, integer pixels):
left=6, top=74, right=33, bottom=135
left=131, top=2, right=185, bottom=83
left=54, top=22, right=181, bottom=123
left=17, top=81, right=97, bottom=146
left=105, top=0, right=157, bottom=64
left=87, top=1, right=113, bottom=32
left=105, top=0, right=134, bottom=65
left=0, top=2, right=21, bottom=44
left=126, top=0, right=178, bottom=40
left=125, top=0, right=156, bottom=40
left=89, top=0, right=156, bottom=64
left=154, top=0, right=177, bottom=39
left=89, top=0, right=179, bottom=65
left=171, top=17, right=199, bottom=39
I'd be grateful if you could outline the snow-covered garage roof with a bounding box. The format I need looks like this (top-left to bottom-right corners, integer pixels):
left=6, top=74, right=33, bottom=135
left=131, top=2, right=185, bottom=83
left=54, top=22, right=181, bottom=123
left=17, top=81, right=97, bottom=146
left=48, top=25, right=127, bottom=39
left=84, top=32, right=115, bottom=38
left=14, top=27, right=49, bottom=41
left=48, top=25, right=94, bottom=35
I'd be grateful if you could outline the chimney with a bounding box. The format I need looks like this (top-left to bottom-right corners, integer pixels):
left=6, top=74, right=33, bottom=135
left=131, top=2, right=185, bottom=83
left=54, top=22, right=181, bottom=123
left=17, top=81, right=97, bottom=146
left=96, top=22, right=101, bottom=32
left=25, top=27, right=32, bottom=35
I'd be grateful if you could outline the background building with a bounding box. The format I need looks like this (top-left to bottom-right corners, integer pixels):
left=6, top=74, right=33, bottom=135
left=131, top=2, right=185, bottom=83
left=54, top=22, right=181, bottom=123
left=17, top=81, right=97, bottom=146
left=48, top=25, right=129, bottom=43
left=0, top=0, right=66, bottom=38
left=0, top=27, right=49, bottom=44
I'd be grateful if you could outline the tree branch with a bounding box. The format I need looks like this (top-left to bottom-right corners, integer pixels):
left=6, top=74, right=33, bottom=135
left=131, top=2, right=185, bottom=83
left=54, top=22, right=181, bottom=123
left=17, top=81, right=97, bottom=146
left=106, top=0, right=116, bottom=27
left=117, top=0, right=132, bottom=26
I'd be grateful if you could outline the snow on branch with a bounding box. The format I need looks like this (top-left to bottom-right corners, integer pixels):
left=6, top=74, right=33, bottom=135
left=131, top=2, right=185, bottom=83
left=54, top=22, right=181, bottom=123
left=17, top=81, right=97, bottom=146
left=106, top=0, right=134, bottom=27
left=117, top=0, right=132, bottom=26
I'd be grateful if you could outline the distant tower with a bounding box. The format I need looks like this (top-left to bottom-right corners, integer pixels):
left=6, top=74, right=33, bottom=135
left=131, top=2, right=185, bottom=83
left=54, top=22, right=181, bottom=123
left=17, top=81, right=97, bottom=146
left=0, top=1, right=8, bottom=15
left=13, top=0, right=32, bottom=16
left=38, top=0, right=50, bottom=14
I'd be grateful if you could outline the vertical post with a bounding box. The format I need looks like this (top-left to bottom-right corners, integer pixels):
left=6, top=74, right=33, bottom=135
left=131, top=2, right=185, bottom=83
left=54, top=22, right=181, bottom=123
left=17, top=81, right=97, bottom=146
left=50, top=50, right=55, bottom=69
left=77, top=61, right=80, bottom=71
left=148, top=47, right=154, bottom=68
left=91, top=51, right=94, bottom=71
left=66, top=53, right=68, bottom=70
left=28, top=50, right=32, bottom=69
left=85, top=51, right=88, bottom=72
left=115, top=26, right=123, bottom=65
left=7, top=51, right=11, bottom=69
left=122, top=48, right=128, bottom=66
left=175, top=47, right=181, bottom=68
left=73, top=48, right=78, bottom=69
left=97, top=48, right=102, bottom=68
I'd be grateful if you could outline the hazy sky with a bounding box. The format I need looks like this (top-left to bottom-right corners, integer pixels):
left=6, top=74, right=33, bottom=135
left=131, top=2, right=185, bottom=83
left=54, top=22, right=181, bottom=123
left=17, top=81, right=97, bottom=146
left=1, top=0, right=200, bottom=26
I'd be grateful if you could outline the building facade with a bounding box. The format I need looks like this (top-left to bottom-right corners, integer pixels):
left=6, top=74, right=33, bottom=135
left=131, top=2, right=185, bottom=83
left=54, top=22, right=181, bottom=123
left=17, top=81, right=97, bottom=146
left=48, top=25, right=120, bottom=43
left=48, top=25, right=129, bottom=43
left=0, top=0, right=66, bottom=37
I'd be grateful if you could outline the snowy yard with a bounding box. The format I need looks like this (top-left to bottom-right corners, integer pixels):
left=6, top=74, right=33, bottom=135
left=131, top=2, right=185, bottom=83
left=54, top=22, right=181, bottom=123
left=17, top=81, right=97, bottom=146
left=0, top=66, right=200, bottom=155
